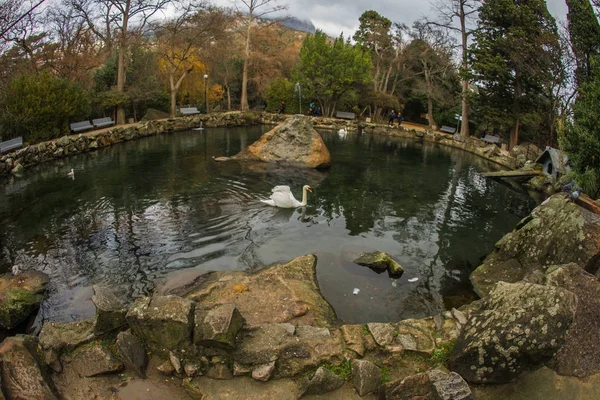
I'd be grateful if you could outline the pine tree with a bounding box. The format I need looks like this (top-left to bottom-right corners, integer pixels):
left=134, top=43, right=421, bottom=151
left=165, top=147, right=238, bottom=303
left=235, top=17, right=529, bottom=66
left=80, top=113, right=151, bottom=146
left=471, top=0, right=561, bottom=148
left=566, top=0, right=600, bottom=87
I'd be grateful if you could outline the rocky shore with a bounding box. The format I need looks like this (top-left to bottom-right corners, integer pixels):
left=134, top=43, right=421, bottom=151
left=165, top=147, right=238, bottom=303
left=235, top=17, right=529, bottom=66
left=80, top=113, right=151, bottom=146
left=0, top=193, right=598, bottom=399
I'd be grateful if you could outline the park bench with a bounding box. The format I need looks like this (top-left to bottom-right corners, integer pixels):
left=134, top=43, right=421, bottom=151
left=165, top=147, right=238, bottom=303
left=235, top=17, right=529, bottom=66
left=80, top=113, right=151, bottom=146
left=439, top=125, right=456, bottom=134
left=482, top=134, right=501, bottom=144
left=70, top=121, right=94, bottom=133
left=0, top=136, right=23, bottom=153
left=335, top=111, right=355, bottom=120
left=180, top=107, right=200, bottom=116
left=92, top=117, right=115, bottom=128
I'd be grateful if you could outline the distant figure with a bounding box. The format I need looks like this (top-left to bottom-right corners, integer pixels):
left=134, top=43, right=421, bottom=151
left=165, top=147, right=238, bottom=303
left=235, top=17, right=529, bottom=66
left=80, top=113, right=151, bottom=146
left=396, top=112, right=403, bottom=127
left=278, top=100, right=286, bottom=114
left=309, top=102, right=315, bottom=115
left=316, top=106, right=321, bottom=116
left=388, top=109, right=396, bottom=127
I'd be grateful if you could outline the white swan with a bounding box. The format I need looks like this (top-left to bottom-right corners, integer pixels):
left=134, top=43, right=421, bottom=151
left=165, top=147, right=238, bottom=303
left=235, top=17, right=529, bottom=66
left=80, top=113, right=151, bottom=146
left=338, top=128, right=347, bottom=138
left=261, top=185, right=312, bottom=208
left=67, top=169, right=74, bottom=178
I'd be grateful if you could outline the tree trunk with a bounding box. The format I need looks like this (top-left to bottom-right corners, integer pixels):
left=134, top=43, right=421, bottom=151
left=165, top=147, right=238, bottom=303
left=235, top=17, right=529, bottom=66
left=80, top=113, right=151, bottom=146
left=115, top=1, right=131, bottom=125
left=510, top=117, right=520, bottom=149
left=510, top=69, right=522, bottom=149
left=424, top=68, right=436, bottom=129
left=170, top=75, right=177, bottom=119
left=240, top=20, right=251, bottom=112
left=459, top=1, right=470, bottom=138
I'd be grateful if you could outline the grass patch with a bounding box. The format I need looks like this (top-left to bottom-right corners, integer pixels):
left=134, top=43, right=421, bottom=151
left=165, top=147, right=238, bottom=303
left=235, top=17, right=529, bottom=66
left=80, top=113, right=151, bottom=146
left=380, top=367, right=392, bottom=385
left=323, top=359, right=352, bottom=381
left=363, top=325, right=370, bottom=336
left=429, top=340, right=457, bottom=366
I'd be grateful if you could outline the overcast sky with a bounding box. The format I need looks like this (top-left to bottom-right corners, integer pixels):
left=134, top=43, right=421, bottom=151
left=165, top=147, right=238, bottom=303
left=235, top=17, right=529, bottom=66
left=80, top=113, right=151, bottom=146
left=216, top=0, right=569, bottom=37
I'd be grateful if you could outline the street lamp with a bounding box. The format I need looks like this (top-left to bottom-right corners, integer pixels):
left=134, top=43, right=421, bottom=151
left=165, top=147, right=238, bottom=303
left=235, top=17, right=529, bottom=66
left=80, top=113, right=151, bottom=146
left=204, top=74, right=209, bottom=114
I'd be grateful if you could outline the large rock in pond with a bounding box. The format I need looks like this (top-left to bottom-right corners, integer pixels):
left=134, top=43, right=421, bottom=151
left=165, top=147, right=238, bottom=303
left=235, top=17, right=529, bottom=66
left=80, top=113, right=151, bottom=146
left=179, top=255, right=336, bottom=328
left=448, top=281, right=576, bottom=383
left=0, top=335, right=58, bottom=400
left=126, top=295, right=194, bottom=353
left=471, top=195, right=600, bottom=296
left=0, top=270, right=49, bottom=329
left=232, top=115, right=332, bottom=169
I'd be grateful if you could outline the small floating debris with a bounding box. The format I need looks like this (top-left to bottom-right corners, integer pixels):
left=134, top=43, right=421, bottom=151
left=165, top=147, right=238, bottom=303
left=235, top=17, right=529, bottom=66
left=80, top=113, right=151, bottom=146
left=407, top=278, right=419, bottom=283
left=353, top=288, right=360, bottom=295
left=391, top=281, right=398, bottom=287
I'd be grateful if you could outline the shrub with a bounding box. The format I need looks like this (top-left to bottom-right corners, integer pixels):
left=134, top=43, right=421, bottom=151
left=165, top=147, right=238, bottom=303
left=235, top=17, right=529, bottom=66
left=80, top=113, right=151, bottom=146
left=1, top=72, right=90, bottom=142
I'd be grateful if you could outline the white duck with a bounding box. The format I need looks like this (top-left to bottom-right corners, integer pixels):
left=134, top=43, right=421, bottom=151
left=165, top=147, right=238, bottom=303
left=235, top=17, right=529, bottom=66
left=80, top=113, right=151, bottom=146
left=261, top=185, right=312, bottom=208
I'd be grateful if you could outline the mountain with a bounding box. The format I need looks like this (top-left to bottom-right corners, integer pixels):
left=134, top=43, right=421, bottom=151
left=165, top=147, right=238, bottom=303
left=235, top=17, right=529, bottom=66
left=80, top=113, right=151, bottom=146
left=282, top=17, right=316, bottom=34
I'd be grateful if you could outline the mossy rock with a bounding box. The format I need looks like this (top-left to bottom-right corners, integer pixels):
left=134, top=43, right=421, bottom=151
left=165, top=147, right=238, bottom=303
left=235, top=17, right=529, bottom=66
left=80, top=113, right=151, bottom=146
left=354, top=251, right=404, bottom=278
left=0, top=271, right=49, bottom=329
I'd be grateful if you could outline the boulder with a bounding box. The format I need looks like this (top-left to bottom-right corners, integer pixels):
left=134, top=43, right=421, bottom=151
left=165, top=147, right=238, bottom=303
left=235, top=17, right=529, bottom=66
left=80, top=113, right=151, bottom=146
left=116, top=330, right=148, bottom=378
left=39, top=319, right=95, bottom=355
left=91, top=285, right=127, bottom=334
left=380, top=369, right=473, bottom=400
left=71, top=343, right=123, bottom=377
left=251, top=361, right=275, bottom=382
left=233, top=323, right=344, bottom=378
left=354, top=251, right=404, bottom=277
left=184, top=363, right=201, bottom=377
left=340, top=325, right=365, bottom=357
left=232, top=115, right=332, bottom=169
left=157, top=359, right=175, bottom=376
left=471, top=195, right=600, bottom=296
left=194, top=303, right=245, bottom=349
left=183, top=255, right=336, bottom=328
left=0, top=335, right=58, bottom=400
left=297, top=366, right=345, bottom=398
left=543, top=264, right=600, bottom=378
left=0, top=270, right=49, bottom=329
left=396, top=318, right=436, bottom=356
left=125, top=295, right=194, bottom=352
left=169, top=351, right=182, bottom=374
left=206, top=363, right=233, bottom=380
left=352, top=359, right=380, bottom=396
left=448, top=281, right=576, bottom=383
left=366, top=322, right=396, bottom=347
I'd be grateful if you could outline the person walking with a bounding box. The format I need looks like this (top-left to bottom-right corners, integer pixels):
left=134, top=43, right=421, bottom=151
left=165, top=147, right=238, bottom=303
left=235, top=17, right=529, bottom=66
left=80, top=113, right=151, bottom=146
left=388, top=109, right=396, bottom=127
left=396, top=112, right=403, bottom=127
left=278, top=100, right=286, bottom=114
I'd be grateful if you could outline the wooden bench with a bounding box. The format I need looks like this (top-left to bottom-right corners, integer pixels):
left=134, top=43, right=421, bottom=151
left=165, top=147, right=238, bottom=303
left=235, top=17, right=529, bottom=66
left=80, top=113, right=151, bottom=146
left=440, top=125, right=456, bottom=134
left=180, top=107, right=200, bottom=116
left=482, top=134, right=501, bottom=144
left=0, top=136, right=23, bottom=153
left=335, top=111, right=355, bottom=120
left=92, top=117, right=115, bottom=128
left=70, top=121, right=94, bottom=133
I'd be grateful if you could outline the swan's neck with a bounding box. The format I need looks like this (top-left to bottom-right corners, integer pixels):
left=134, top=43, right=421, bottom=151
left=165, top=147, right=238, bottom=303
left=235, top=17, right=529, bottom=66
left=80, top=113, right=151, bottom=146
left=300, top=188, right=308, bottom=206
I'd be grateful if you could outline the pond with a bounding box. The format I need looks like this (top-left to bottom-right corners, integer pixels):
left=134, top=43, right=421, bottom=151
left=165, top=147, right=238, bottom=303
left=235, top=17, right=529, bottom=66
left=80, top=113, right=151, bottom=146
left=0, top=126, right=537, bottom=326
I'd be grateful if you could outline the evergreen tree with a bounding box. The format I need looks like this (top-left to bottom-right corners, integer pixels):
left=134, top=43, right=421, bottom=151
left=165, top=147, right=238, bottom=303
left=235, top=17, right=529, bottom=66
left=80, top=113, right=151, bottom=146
left=470, top=0, right=561, bottom=148
left=566, top=0, right=600, bottom=87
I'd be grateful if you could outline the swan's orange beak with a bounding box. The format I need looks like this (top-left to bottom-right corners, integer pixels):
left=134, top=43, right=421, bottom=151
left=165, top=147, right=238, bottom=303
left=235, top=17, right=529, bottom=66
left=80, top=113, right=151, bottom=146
left=307, top=187, right=313, bottom=193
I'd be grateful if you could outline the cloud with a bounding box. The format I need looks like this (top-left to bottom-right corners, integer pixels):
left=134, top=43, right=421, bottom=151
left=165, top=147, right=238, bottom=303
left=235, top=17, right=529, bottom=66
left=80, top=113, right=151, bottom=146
left=212, top=0, right=568, bottom=37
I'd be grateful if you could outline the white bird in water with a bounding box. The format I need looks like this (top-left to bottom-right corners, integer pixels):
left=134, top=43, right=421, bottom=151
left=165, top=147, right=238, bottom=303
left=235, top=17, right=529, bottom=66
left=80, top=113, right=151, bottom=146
left=338, top=128, right=347, bottom=138
left=261, top=185, right=312, bottom=208
left=67, top=169, right=75, bottom=178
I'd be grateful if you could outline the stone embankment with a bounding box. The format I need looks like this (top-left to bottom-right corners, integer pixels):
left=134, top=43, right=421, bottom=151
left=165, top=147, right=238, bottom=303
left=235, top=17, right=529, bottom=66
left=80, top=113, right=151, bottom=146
left=1, top=112, right=525, bottom=179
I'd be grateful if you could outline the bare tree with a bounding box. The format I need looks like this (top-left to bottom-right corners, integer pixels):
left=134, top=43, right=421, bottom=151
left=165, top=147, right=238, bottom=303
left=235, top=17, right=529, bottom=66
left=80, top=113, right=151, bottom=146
left=71, top=0, right=173, bottom=124
left=234, top=0, right=286, bottom=111
left=427, top=0, right=480, bottom=137
left=0, top=0, right=46, bottom=45
left=155, top=4, right=231, bottom=118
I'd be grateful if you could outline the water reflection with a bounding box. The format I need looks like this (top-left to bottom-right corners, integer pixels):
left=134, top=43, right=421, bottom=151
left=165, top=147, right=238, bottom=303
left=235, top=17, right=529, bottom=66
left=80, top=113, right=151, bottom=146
left=0, top=127, right=536, bottom=325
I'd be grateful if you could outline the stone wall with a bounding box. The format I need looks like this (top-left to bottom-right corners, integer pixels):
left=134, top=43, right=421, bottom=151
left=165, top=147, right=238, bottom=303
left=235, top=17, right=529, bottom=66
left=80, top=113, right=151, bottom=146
left=0, top=112, right=516, bottom=179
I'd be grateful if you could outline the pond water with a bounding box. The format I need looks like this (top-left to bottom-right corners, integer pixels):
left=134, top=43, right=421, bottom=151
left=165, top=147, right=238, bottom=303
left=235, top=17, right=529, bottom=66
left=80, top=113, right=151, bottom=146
left=0, top=126, right=537, bottom=326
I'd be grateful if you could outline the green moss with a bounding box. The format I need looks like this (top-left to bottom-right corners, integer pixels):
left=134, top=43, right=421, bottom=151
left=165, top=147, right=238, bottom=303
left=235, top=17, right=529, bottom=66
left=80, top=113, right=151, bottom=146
left=430, top=340, right=457, bottom=366
left=323, top=359, right=352, bottom=381
left=363, top=325, right=370, bottom=336
left=380, top=367, right=392, bottom=385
